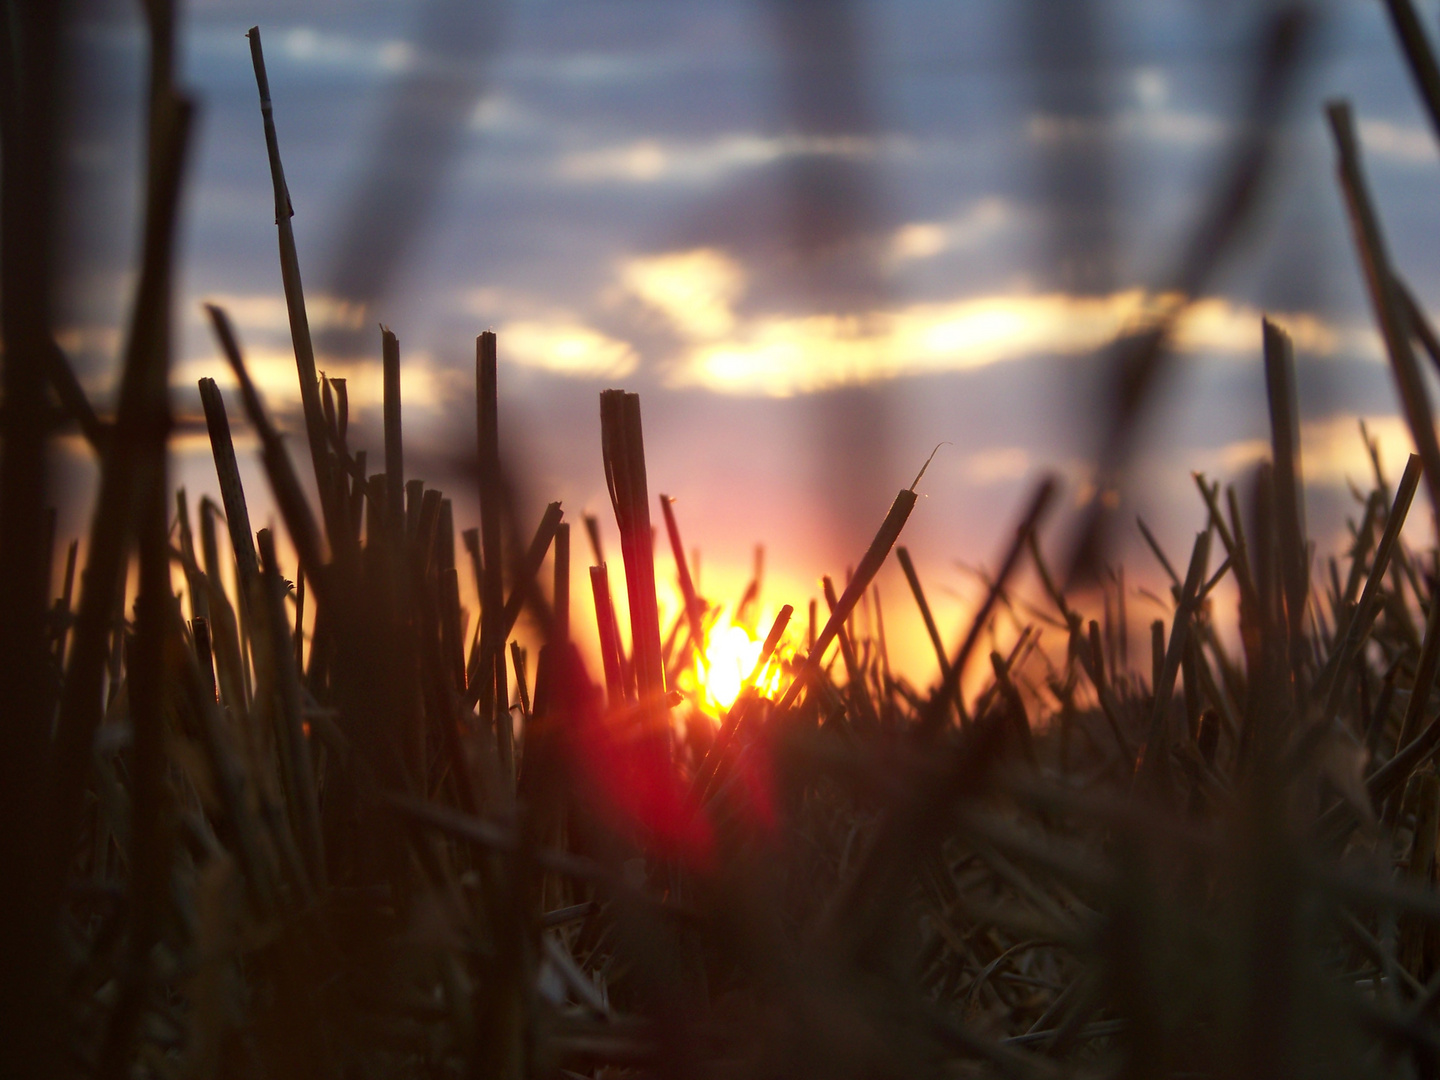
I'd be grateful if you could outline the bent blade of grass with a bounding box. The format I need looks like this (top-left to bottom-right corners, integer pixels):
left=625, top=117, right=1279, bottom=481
left=778, top=485, right=920, bottom=713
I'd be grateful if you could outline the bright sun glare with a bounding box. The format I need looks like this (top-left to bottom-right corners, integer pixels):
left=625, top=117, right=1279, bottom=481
left=677, top=613, right=788, bottom=715
left=697, top=623, right=762, bottom=710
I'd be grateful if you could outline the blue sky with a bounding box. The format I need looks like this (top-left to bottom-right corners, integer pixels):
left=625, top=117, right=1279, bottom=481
left=49, top=0, right=1440, bottom=677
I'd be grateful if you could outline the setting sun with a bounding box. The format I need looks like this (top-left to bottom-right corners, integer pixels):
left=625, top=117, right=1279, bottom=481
left=696, top=622, right=762, bottom=710
left=675, top=611, right=790, bottom=715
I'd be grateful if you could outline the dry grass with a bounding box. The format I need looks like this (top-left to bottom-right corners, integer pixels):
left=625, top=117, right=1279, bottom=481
left=17, top=5, right=1440, bottom=1079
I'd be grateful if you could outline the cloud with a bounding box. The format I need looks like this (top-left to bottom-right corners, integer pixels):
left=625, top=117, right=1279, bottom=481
left=620, top=249, right=745, bottom=338
left=178, top=305, right=631, bottom=417
left=554, top=133, right=885, bottom=186
left=504, top=49, right=693, bottom=87
left=193, top=293, right=372, bottom=338
left=197, top=270, right=1378, bottom=405
left=664, top=294, right=1133, bottom=395
left=278, top=27, right=415, bottom=75
left=960, top=447, right=1031, bottom=485
left=1027, top=107, right=1226, bottom=149
left=1030, top=105, right=1438, bottom=165
left=1358, top=118, right=1439, bottom=165
left=468, top=93, right=536, bottom=134
left=1172, top=299, right=1379, bottom=360
left=1133, top=68, right=1169, bottom=110
left=616, top=252, right=1373, bottom=396
left=496, top=321, right=637, bottom=378
left=456, top=286, right=639, bottom=378
left=174, top=346, right=461, bottom=415
left=888, top=223, right=949, bottom=262
left=885, top=197, right=1016, bottom=265
left=1214, top=414, right=1411, bottom=488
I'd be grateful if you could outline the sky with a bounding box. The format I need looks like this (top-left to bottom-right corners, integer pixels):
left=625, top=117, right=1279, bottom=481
left=46, top=0, right=1440, bottom=687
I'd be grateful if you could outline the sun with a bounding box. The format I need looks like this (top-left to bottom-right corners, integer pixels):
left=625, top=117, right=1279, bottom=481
left=697, top=622, right=763, bottom=710
left=675, top=609, right=791, bottom=715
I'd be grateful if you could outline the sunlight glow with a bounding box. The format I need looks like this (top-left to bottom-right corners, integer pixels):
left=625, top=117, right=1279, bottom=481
left=675, top=609, right=791, bottom=716
left=698, top=623, right=762, bottom=711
